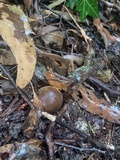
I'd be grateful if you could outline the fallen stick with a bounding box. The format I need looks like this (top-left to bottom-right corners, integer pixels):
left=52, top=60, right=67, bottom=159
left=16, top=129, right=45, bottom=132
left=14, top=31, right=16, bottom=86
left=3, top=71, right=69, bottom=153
left=0, top=64, right=35, bottom=109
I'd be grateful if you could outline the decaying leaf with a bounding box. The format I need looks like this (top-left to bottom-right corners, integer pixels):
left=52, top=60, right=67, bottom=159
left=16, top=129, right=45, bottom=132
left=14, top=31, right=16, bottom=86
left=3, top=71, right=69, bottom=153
left=34, top=62, right=47, bottom=81
left=45, top=69, right=72, bottom=91
left=72, top=84, right=120, bottom=124
left=95, top=69, right=113, bottom=82
left=21, top=84, right=42, bottom=137
left=0, top=142, right=46, bottom=160
left=38, top=52, right=69, bottom=76
left=21, top=109, right=38, bottom=135
left=38, top=25, right=64, bottom=48
left=32, top=82, right=43, bottom=110
left=0, top=2, right=36, bottom=88
left=38, top=25, right=58, bottom=36
left=0, top=49, right=16, bottom=65
left=93, top=18, right=117, bottom=48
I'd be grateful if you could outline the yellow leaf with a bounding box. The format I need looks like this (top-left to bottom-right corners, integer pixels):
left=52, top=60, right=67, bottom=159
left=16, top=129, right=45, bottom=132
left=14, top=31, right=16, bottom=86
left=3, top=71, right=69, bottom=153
left=0, top=3, right=36, bottom=88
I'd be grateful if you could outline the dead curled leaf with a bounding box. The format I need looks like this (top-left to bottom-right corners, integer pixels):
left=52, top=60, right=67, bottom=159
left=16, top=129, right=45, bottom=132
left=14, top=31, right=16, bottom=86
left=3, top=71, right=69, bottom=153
left=45, top=69, right=72, bottom=91
left=38, top=52, right=69, bottom=76
left=21, top=109, right=38, bottom=133
left=0, top=2, right=36, bottom=88
left=72, top=84, right=120, bottom=124
left=38, top=25, right=64, bottom=48
left=93, top=18, right=116, bottom=48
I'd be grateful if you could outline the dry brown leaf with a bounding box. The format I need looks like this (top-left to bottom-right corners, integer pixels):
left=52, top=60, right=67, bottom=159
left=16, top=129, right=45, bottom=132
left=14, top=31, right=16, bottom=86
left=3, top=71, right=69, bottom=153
left=72, top=84, right=120, bottom=124
left=38, top=52, right=69, bottom=76
left=31, top=82, right=43, bottom=110
left=21, top=109, right=38, bottom=133
left=38, top=25, right=58, bottom=36
left=45, top=69, right=72, bottom=91
left=38, top=25, right=64, bottom=48
left=93, top=18, right=116, bottom=48
left=44, top=31, right=64, bottom=47
left=0, top=3, right=36, bottom=88
left=110, top=21, right=119, bottom=31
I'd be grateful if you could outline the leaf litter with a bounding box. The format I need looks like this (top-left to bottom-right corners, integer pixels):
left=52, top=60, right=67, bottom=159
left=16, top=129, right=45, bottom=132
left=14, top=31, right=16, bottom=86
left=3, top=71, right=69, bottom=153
left=0, top=0, right=120, bottom=159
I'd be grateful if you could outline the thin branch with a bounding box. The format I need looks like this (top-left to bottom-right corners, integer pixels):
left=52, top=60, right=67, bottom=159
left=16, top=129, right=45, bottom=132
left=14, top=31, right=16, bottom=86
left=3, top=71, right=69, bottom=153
left=45, top=122, right=55, bottom=160
left=88, top=76, right=120, bottom=97
left=0, top=64, right=35, bottom=109
left=55, top=142, right=106, bottom=154
left=99, top=0, right=120, bottom=12
left=42, top=111, right=120, bottom=156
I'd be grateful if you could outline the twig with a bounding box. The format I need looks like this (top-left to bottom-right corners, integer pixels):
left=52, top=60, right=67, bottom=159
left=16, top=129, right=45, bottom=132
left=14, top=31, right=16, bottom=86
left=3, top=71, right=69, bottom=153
left=0, top=64, right=35, bottom=109
left=34, top=0, right=40, bottom=14
left=45, top=122, right=55, bottom=160
left=42, top=112, right=107, bottom=151
left=42, top=112, right=120, bottom=156
left=0, top=95, right=19, bottom=117
left=63, top=5, right=91, bottom=44
left=99, top=0, right=120, bottom=12
left=55, top=139, right=77, bottom=144
left=39, top=3, right=78, bottom=30
left=88, top=76, right=120, bottom=97
left=55, top=117, right=107, bottom=150
left=55, top=142, right=106, bottom=154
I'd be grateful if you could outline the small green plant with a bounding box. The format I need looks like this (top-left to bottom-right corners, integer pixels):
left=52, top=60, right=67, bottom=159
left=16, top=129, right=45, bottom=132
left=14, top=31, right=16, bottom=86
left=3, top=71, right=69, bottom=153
left=66, top=0, right=99, bottom=21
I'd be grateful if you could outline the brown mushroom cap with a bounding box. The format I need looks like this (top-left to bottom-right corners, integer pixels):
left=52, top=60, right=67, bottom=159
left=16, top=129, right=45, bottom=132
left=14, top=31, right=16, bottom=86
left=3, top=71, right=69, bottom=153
left=38, top=86, right=63, bottom=114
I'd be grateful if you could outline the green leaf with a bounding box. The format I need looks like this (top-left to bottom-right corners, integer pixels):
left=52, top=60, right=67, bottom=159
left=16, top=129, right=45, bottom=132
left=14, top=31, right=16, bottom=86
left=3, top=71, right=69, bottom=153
left=66, top=0, right=99, bottom=21
left=76, top=0, right=99, bottom=21
left=66, top=0, right=79, bottom=10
